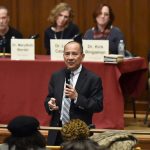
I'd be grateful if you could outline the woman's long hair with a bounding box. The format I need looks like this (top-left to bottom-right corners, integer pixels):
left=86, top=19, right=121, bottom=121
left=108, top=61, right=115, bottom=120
left=4, top=130, right=46, bottom=150
left=93, top=3, right=115, bottom=29
left=48, top=2, right=74, bottom=27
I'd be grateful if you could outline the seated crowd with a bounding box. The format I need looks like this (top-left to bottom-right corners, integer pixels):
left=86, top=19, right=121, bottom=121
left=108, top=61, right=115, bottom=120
left=0, top=116, right=139, bottom=150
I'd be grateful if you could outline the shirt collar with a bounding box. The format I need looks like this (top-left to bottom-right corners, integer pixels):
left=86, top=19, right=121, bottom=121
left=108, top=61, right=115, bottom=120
left=72, top=65, right=82, bottom=76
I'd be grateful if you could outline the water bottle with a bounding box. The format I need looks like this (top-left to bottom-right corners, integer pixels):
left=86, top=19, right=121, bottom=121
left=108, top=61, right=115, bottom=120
left=118, top=40, right=125, bottom=56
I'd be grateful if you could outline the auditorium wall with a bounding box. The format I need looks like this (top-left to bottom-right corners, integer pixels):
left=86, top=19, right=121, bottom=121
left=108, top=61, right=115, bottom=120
left=0, top=0, right=150, bottom=59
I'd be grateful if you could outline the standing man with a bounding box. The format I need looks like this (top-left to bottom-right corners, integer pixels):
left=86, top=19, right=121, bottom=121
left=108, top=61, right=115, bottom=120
left=0, top=6, right=22, bottom=53
left=44, top=41, right=103, bottom=145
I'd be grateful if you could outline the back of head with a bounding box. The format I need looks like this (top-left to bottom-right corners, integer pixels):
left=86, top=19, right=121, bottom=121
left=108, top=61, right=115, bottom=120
left=5, top=115, right=46, bottom=150
left=61, top=119, right=90, bottom=141
left=7, top=115, right=39, bottom=137
left=62, top=138, right=104, bottom=150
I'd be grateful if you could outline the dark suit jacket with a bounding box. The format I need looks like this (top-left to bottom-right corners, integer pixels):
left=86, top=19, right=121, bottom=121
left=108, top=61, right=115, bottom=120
left=44, top=66, right=103, bottom=145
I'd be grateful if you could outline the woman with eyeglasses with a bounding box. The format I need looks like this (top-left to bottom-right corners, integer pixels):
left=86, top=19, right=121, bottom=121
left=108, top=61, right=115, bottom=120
left=84, top=3, right=124, bottom=54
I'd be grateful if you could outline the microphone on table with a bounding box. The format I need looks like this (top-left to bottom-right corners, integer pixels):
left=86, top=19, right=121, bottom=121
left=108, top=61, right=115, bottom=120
left=72, top=33, right=82, bottom=44
left=72, top=33, right=82, bottom=39
left=29, top=34, right=40, bottom=39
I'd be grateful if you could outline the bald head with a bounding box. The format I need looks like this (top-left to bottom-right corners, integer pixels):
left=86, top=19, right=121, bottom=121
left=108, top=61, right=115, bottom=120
left=0, top=6, right=9, bottom=33
left=64, top=41, right=83, bottom=54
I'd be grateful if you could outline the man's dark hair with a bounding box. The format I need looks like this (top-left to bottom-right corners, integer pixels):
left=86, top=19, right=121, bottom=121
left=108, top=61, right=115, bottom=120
left=64, top=41, right=84, bottom=54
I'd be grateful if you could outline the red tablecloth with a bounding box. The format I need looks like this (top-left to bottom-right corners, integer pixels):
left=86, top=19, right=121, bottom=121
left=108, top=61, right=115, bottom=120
left=0, top=56, right=147, bottom=129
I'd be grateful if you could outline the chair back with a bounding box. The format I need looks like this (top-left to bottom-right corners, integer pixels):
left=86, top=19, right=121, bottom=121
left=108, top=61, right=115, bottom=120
left=46, top=145, right=61, bottom=150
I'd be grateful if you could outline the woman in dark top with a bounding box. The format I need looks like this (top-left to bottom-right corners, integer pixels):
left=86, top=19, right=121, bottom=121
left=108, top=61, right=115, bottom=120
left=44, top=2, right=81, bottom=55
left=84, top=3, right=124, bottom=54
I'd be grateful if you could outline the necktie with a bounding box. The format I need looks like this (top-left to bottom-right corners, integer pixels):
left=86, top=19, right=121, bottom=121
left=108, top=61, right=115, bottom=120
left=61, top=96, right=71, bottom=125
left=61, top=72, right=74, bottom=125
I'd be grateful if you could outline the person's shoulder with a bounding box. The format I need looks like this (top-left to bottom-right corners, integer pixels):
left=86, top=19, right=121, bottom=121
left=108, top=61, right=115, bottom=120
left=84, top=27, right=94, bottom=39
left=44, top=26, right=53, bottom=33
left=83, top=67, right=100, bottom=79
left=85, top=27, right=94, bottom=33
left=8, top=26, right=22, bottom=38
left=111, top=26, right=122, bottom=33
left=67, top=22, right=79, bottom=30
left=52, top=68, right=65, bottom=76
left=68, top=22, right=77, bottom=27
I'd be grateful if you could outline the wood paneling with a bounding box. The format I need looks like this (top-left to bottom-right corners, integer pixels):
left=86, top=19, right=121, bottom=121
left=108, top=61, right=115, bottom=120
left=131, top=0, right=149, bottom=57
left=0, top=0, right=150, bottom=57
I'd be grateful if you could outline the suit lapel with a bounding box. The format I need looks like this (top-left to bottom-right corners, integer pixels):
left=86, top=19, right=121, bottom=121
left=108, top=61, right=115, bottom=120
left=57, top=69, right=66, bottom=107
left=75, top=67, right=87, bottom=93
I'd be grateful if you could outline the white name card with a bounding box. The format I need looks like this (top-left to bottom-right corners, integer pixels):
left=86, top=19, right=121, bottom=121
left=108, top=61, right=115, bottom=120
left=82, top=40, right=109, bottom=62
left=11, top=39, right=35, bottom=60
left=50, top=39, right=72, bottom=60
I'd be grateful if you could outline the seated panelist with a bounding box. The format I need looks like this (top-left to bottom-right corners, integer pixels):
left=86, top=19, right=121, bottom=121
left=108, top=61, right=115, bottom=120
left=84, top=3, right=124, bottom=54
left=0, top=6, right=22, bottom=53
left=44, top=2, right=81, bottom=55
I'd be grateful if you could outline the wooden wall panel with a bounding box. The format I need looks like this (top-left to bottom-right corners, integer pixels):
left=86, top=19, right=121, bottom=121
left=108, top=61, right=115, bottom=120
left=17, top=0, right=36, bottom=37
left=108, top=0, right=132, bottom=52
left=33, top=0, right=57, bottom=54
left=0, top=0, right=150, bottom=57
left=131, top=0, right=149, bottom=58
left=0, top=0, right=17, bottom=26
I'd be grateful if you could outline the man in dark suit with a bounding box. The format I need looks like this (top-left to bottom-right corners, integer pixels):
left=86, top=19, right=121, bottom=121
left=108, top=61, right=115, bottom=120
left=44, top=41, right=103, bottom=145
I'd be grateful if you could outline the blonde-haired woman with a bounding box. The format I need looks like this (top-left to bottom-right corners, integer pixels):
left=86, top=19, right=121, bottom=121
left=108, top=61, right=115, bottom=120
left=44, top=2, right=81, bottom=55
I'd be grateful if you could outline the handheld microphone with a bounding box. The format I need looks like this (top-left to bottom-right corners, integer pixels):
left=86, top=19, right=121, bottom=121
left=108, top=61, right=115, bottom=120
left=29, top=34, right=39, bottom=39
left=65, top=69, right=71, bottom=98
left=65, top=69, right=71, bottom=85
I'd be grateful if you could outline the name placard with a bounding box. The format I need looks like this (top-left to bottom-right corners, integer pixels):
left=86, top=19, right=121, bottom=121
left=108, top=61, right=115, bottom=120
left=82, top=40, right=109, bottom=62
left=11, top=39, right=35, bottom=60
left=50, top=39, right=72, bottom=60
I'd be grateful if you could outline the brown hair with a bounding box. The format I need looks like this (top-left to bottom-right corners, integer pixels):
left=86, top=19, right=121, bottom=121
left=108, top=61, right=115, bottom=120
left=48, top=2, right=74, bottom=27
left=93, top=3, right=115, bottom=29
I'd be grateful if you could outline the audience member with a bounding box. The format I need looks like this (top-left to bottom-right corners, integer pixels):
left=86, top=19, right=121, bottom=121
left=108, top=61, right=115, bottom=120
left=90, top=131, right=137, bottom=150
left=0, top=115, right=47, bottom=150
left=44, top=2, right=81, bottom=55
left=61, top=119, right=90, bottom=141
left=84, top=3, right=124, bottom=54
left=0, top=6, right=22, bottom=53
left=44, top=41, right=103, bottom=145
left=61, top=138, right=107, bottom=150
